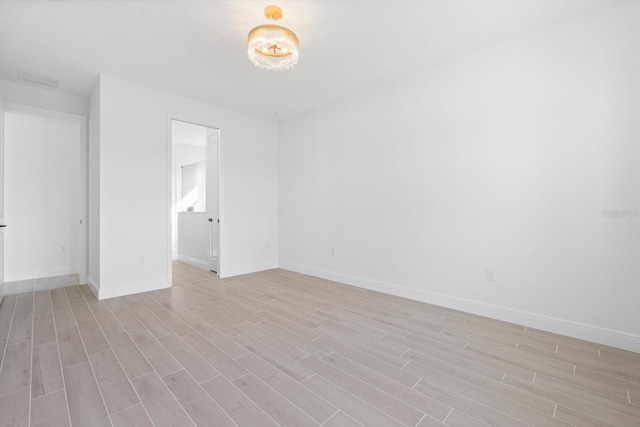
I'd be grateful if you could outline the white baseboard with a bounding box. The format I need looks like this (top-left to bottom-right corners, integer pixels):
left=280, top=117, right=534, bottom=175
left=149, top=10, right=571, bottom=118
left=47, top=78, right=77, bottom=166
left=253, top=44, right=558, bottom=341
left=5, top=266, right=79, bottom=282
left=98, top=277, right=170, bottom=300
left=3, top=274, right=79, bottom=295
left=279, top=261, right=640, bottom=353
left=87, top=275, right=99, bottom=299
left=221, top=261, right=279, bottom=278
left=177, top=254, right=209, bottom=271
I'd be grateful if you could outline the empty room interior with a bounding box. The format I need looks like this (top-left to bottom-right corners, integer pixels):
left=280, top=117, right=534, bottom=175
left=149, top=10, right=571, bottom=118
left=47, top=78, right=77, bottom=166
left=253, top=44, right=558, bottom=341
left=0, top=1, right=639, bottom=426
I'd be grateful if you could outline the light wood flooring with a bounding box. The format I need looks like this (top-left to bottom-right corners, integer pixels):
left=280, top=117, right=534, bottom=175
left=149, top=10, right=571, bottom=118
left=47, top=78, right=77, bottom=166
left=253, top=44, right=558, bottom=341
left=1, top=261, right=639, bottom=426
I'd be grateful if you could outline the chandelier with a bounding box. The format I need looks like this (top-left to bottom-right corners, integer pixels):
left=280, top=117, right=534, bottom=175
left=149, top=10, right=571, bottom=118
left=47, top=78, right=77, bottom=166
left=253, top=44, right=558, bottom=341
left=247, top=5, right=299, bottom=71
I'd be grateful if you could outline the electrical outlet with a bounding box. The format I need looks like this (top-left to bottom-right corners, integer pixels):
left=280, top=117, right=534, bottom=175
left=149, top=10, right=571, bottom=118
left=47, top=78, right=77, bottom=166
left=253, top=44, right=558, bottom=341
left=329, top=248, right=336, bottom=257
left=60, top=245, right=66, bottom=253
left=139, top=256, right=145, bottom=264
left=486, top=268, right=496, bottom=282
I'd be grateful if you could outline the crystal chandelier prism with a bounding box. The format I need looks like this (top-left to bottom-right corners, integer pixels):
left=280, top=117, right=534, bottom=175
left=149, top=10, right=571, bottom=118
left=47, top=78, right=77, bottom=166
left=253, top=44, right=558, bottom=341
left=247, top=5, right=299, bottom=71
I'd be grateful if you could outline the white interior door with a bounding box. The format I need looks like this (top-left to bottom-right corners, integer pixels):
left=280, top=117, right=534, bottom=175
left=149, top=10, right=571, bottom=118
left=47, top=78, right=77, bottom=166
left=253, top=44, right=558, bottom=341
left=0, top=109, right=5, bottom=303
left=207, top=131, right=219, bottom=273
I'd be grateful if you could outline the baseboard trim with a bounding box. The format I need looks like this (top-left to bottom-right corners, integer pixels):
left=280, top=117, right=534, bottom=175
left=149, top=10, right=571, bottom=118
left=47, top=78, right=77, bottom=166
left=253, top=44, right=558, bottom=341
left=177, top=254, right=209, bottom=271
left=3, top=274, right=80, bottom=295
left=5, top=266, right=79, bottom=283
left=97, top=278, right=170, bottom=300
left=279, top=261, right=640, bottom=353
left=221, top=261, right=279, bottom=278
left=87, top=275, right=99, bottom=299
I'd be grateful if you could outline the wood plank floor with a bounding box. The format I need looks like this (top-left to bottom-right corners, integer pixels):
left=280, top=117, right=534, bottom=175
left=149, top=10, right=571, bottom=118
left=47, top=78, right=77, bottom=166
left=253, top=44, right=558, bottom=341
left=1, top=261, right=639, bottom=426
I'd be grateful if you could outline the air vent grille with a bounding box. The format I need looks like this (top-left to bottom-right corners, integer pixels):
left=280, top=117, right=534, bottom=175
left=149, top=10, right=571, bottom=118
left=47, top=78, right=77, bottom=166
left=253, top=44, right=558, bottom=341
left=17, top=69, right=60, bottom=88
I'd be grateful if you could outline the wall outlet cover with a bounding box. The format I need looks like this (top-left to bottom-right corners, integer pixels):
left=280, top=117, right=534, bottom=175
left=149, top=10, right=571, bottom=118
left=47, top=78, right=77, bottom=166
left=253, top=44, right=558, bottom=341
left=486, top=268, right=496, bottom=282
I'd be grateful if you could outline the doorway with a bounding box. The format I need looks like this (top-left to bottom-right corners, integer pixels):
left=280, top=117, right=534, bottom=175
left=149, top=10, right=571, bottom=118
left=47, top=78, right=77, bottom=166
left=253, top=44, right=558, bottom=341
left=170, top=119, right=220, bottom=275
left=0, top=103, right=87, bottom=301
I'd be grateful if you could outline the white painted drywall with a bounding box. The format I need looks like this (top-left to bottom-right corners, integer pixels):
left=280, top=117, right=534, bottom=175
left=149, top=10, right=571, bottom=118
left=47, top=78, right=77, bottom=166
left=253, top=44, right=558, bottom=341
left=0, top=79, right=89, bottom=117
left=279, top=2, right=640, bottom=349
left=96, top=74, right=278, bottom=297
left=180, top=160, right=207, bottom=213
left=88, top=79, right=100, bottom=289
left=172, top=142, right=207, bottom=260
left=4, top=110, right=81, bottom=281
left=177, top=213, right=208, bottom=268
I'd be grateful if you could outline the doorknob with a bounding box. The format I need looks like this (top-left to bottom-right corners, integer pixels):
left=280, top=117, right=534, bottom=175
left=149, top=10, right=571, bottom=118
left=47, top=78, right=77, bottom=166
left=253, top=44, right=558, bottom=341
left=208, top=218, right=213, bottom=222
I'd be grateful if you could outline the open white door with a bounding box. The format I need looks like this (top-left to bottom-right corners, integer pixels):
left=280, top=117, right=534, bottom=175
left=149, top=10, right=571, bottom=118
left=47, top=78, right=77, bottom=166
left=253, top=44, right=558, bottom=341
left=207, top=130, right=219, bottom=273
left=0, top=109, right=5, bottom=303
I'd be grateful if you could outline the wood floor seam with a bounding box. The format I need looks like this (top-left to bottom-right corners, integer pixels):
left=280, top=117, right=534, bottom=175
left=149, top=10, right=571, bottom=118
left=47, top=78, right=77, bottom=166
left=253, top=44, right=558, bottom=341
left=442, top=408, right=454, bottom=423
left=26, top=292, right=35, bottom=427
left=235, top=368, right=330, bottom=426
left=49, top=290, right=73, bottom=427
left=0, top=384, right=30, bottom=399
left=114, top=297, right=243, bottom=426
left=66, top=292, right=114, bottom=427
left=303, top=355, right=426, bottom=426
left=101, top=301, right=185, bottom=426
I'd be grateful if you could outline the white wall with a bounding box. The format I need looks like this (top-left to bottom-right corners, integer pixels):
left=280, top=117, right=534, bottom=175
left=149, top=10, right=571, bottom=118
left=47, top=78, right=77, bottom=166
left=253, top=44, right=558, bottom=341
left=88, top=79, right=100, bottom=289
left=4, top=110, right=81, bottom=281
left=96, top=75, right=278, bottom=298
left=0, top=79, right=89, bottom=117
left=177, top=213, right=208, bottom=268
left=279, top=2, right=640, bottom=351
left=180, top=160, right=207, bottom=212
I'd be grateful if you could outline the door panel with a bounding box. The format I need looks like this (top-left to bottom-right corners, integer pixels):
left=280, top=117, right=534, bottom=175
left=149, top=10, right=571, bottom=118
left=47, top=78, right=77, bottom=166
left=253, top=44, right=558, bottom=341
left=0, top=109, right=5, bottom=303
left=207, top=132, right=218, bottom=273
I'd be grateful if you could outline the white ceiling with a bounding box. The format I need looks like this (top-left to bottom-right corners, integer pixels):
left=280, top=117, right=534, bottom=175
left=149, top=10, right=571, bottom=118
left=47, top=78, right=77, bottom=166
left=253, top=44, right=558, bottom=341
left=0, top=0, right=614, bottom=120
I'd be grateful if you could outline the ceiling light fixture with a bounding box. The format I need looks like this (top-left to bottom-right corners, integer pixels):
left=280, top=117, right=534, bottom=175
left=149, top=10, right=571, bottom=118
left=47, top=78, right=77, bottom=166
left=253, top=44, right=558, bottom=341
left=247, top=5, right=299, bottom=71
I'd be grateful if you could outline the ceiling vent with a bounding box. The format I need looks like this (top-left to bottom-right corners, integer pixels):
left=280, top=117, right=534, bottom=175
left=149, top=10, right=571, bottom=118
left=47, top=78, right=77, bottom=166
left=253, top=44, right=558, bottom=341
left=17, top=69, right=60, bottom=88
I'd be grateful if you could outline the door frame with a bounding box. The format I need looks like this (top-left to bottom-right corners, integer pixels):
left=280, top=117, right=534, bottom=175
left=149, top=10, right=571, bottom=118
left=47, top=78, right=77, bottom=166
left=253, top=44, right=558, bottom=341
left=2, top=102, right=88, bottom=286
left=167, top=114, right=223, bottom=284
left=205, top=129, right=219, bottom=273
left=0, top=105, right=4, bottom=303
